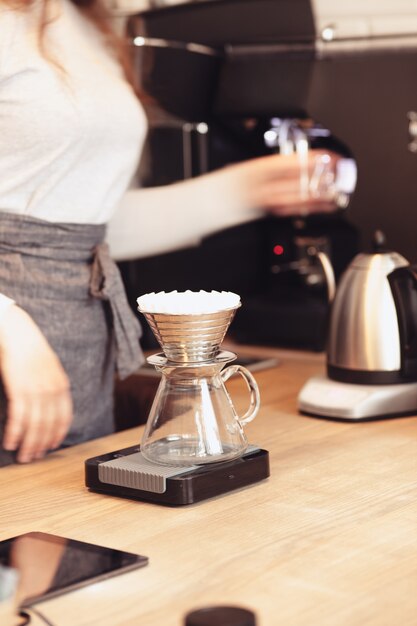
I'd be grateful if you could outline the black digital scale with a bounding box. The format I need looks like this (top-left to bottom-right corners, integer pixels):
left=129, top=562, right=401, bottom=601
left=85, top=445, right=270, bottom=506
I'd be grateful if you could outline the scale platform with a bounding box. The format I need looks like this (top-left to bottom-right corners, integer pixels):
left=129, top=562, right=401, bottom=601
left=85, top=445, right=270, bottom=506
left=298, top=375, right=417, bottom=420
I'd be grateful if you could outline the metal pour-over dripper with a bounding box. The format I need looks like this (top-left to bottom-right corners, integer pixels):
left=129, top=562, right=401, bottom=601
left=137, top=291, right=260, bottom=466
left=141, top=308, right=239, bottom=363
left=137, top=290, right=241, bottom=363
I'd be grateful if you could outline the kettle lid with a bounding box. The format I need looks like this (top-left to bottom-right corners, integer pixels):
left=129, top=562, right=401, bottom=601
left=349, top=230, right=409, bottom=272
left=349, top=251, right=409, bottom=271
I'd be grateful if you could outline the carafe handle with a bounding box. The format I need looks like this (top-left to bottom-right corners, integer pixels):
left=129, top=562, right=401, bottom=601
left=221, top=365, right=260, bottom=426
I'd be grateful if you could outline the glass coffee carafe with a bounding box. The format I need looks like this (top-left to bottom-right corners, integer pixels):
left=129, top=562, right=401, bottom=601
left=137, top=292, right=261, bottom=467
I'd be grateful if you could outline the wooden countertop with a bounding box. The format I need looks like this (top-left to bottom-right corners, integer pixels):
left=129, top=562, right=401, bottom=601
left=1, top=349, right=417, bottom=626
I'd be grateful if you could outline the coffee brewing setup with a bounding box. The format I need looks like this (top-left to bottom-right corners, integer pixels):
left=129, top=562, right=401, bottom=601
left=86, top=1, right=417, bottom=492
left=85, top=291, right=269, bottom=505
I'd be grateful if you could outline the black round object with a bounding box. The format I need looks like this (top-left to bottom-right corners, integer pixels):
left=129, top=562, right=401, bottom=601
left=185, top=605, right=256, bottom=626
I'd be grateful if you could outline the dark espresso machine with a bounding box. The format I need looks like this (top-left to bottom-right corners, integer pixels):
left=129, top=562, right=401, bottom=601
left=119, top=0, right=417, bottom=351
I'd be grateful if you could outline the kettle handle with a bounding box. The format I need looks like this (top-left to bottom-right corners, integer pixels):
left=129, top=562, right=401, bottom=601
left=221, top=365, right=261, bottom=426
left=388, top=265, right=417, bottom=380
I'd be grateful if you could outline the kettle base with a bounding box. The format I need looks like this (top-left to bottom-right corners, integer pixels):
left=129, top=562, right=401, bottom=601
left=298, top=375, right=417, bottom=420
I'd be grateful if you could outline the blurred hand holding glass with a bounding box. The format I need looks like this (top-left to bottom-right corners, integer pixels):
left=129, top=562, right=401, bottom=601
left=264, top=118, right=357, bottom=214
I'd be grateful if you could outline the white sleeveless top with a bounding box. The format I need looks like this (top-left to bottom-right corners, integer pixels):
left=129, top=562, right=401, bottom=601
left=0, top=0, right=147, bottom=224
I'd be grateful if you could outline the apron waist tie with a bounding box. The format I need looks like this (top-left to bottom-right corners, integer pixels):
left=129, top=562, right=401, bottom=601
left=90, top=242, right=144, bottom=379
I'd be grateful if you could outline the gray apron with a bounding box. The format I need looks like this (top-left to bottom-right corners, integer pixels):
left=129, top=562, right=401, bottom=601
left=0, top=212, right=144, bottom=466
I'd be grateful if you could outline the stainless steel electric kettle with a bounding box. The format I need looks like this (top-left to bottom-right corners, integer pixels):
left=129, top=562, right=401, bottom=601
left=327, top=234, right=417, bottom=385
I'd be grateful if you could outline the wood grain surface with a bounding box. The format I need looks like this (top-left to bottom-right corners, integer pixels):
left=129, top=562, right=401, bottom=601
left=1, top=349, right=416, bottom=626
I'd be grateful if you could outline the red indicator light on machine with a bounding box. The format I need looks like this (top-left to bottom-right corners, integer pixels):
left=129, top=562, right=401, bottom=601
left=273, top=244, right=285, bottom=256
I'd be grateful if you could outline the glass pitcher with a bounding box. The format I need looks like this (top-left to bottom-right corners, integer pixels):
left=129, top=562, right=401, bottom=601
left=141, top=351, right=260, bottom=466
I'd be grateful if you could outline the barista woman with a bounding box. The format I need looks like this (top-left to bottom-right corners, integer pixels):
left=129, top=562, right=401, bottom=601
left=0, top=0, right=337, bottom=466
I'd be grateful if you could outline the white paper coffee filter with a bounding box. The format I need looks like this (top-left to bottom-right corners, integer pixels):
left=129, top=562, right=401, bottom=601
left=137, top=290, right=241, bottom=314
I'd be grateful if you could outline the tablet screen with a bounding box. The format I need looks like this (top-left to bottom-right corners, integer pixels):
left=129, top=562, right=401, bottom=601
left=0, top=532, right=148, bottom=607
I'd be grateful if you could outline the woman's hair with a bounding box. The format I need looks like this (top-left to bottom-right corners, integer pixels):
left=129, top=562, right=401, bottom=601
left=3, top=0, right=135, bottom=86
left=72, top=0, right=135, bottom=85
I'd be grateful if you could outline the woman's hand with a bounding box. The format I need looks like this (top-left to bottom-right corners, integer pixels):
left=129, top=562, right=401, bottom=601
left=230, top=150, right=341, bottom=216
left=0, top=305, right=73, bottom=463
